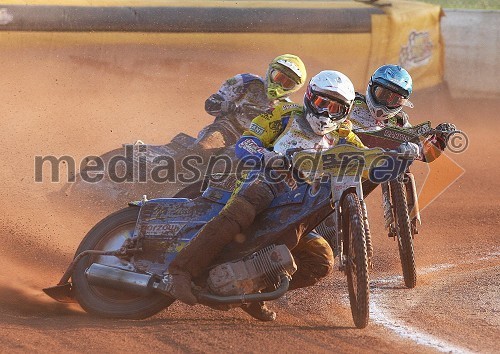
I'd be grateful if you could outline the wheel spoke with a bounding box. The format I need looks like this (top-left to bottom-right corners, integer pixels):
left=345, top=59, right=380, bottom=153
left=72, top=207, right=174, bottom=319
left=343, top=193, right=369, bottom=328
left=390, top=179, right=417, bottom=288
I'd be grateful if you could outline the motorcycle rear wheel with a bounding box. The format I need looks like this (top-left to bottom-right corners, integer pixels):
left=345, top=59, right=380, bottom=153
left=72, top=207, right=175, bottom=319
left=390, top=179, right=417, bottom=288
left=343, top=193, right=370, bottom=329
left=173, top=180, right=204, bottom=199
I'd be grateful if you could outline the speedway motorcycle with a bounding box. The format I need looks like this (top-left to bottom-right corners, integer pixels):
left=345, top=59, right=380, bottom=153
left=352, top=121, right=458, bottom=288
left=44, top=138, right=416, bottom=329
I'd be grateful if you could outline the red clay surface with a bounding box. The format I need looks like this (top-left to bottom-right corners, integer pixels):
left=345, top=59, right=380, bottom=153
left=0, top=41, right=498, bottom=353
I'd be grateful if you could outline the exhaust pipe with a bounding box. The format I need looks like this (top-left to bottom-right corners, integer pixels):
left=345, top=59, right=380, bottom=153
left=85, top=263, right=154, bottom=296
left=86, top=263, right=290, bottom=305
left=197, top=274, right=290, bottom=305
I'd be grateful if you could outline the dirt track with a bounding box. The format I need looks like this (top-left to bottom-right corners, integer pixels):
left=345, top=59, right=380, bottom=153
left=0, top=40, right=498, bottom=353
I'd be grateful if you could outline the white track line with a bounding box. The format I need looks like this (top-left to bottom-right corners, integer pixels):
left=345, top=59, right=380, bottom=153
left=370, top=302, right=473, bottom=353
left=367, top=249, right=500, bottom=352
left=368, top=259, right=494, bottom=354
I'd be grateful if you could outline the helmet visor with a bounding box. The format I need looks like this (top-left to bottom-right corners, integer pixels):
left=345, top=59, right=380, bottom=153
left=309, top=92, right=348, bottom=120
left=373, top=85, right=413, bottom=108
left=270, top=69, right=297, bottom=90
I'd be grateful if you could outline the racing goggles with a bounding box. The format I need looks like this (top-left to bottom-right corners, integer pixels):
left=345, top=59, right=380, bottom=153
left=270, top=69, right=297, bottom=90
left=372, top=85, right=413, bottom=108
left=308, top=91, right=349, bottom=120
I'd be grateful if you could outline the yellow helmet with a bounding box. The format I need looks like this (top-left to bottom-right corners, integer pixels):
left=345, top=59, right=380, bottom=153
left=266, top=54, right=307, bottom=100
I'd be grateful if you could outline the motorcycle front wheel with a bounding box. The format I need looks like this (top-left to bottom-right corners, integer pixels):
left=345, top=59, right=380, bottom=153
left=343, top=193, right=369, bottom=329
left=390, top=179, right=417, bottom=288
left=72, top=207, right=175, bottom=319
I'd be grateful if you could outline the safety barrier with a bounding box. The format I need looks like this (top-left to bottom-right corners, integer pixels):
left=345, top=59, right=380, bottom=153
left=0, top=0, right=444, bottom=90
left=441, top=10, right=500, bottom=98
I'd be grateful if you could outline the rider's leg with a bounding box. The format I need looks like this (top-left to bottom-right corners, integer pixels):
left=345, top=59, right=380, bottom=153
left=194, top=118, right=241, bottom=150
left=288, top=232, right=334, bottom=290
left=404, top=171, right=421, bottom=233
left=168, top=178, right=275, bottom=305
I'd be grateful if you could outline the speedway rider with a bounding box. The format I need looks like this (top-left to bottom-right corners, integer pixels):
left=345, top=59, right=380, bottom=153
left=194, top=54, right=307, bottom=149
left=349, top=64, right=455, bottom=160
left=174, top=54, right=308, bottom=321
left=168, top=71, right=366, bottom=321
left=347, top=64, right=456, bottom=236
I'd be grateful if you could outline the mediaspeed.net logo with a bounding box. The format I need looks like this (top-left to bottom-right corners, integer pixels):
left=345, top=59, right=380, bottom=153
left=399, top=30, right=434, bottom=70
left=33, top=130, right=469, bottom=213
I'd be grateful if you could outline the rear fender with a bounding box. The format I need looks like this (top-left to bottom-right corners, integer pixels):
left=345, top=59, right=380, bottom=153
left=132, top=197, right=224, bottom=273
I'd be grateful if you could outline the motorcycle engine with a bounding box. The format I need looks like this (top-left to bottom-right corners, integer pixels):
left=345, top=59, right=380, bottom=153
left=207, top=244, right=297, bottom=296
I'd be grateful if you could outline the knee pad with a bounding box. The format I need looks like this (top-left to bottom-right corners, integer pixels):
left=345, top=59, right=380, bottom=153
left=312, top=261, right=334, bottom=278
left=293, top=236, right=334, bottom=278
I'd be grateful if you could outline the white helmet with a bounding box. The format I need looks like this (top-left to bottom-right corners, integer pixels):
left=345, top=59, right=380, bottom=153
left=304, top=70, right=355, bottom=135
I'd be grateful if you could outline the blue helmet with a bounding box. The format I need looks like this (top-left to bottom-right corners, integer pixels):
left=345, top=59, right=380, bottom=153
left=366, top=64, right=413, bottom=121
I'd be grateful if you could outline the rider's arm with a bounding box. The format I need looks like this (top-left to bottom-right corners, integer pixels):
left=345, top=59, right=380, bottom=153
left=342, top=120, right=366, bottom=148
left=235, top=103, right=300, bottom=160
left=205, top=74, right=261, bottom=116
left=235, top=113, right=285, bottom=161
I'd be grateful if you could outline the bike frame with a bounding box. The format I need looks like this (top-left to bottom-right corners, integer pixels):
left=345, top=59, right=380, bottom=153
left=293, top=145, right=387, bottom=271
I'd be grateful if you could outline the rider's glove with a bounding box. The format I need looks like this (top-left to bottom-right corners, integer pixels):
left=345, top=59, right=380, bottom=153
left=220, top=101, right=239, bottom=114
left=433, top=122, right=457, bottom=150
left=397, top=142, right=422, bottom=160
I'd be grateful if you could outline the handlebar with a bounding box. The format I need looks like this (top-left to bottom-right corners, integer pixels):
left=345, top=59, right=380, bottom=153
left=381, top=150, right=420, bottom=159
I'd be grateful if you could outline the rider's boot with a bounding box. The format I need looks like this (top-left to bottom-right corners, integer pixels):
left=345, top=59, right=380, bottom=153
left=168, top=196, right=262, bottom=305
left=240, top=301, right=276, bottom=322
left=169, top=270, right=197, bottom=305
